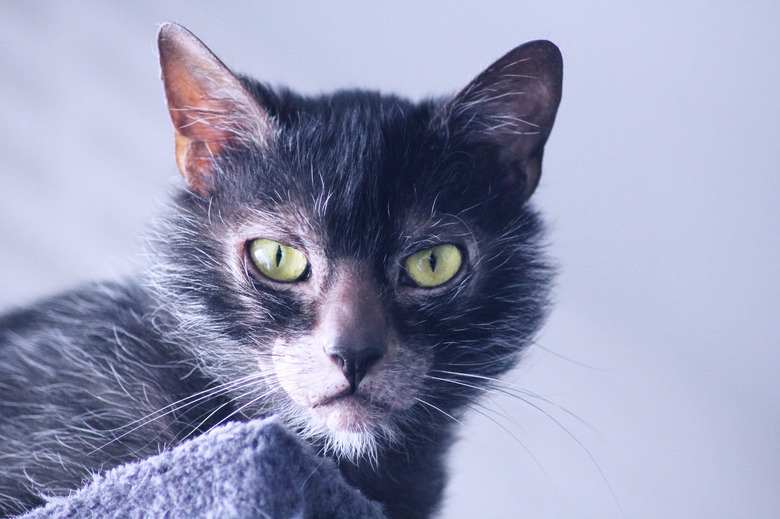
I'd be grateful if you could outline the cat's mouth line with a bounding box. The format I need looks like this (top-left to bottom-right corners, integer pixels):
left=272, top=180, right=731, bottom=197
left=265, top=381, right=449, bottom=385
left=309, top=392, right=392, bottom=435
left=312, top=392, right=384, bottom=411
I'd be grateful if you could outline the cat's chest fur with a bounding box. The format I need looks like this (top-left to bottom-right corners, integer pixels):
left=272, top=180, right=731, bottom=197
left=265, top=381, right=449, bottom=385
left=0, top=23, right=561, bottom=519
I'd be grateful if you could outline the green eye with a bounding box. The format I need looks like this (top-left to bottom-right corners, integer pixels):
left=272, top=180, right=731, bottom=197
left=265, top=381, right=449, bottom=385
left=404, top=244, right=463, bottom=288
left=248, top=239, right=309, bottom=282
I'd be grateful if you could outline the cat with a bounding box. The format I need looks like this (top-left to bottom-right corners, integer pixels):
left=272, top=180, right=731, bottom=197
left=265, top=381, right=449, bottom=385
left=0, top=23, right=561, bottom=519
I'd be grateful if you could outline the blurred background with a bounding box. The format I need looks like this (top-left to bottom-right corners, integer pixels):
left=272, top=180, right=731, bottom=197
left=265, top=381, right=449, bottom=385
left=1, top=2, right=778, bottom=518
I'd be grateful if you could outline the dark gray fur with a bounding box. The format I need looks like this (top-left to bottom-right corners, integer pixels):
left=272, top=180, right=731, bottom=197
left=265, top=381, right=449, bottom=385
left=0, top=26, right=561, bottom=519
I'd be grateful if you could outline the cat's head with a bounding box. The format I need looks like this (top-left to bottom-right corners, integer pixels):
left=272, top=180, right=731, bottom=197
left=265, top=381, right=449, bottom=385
left=152, top=23, right=561, bottom=461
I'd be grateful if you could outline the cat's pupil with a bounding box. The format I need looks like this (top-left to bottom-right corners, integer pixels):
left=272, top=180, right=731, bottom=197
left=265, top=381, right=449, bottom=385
left=275, top=245, right=283, bottom=268
left=429, top=251, right=437, bottom=272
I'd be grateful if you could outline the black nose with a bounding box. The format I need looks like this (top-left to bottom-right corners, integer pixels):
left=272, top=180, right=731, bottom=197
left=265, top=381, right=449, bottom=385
left=319, top=275, right=388, bottom=391
left=325, top=337, right=384, bottom=391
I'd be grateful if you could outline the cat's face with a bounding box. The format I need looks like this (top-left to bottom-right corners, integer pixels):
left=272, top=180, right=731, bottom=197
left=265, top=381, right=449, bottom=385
left=153, top=24, right=561, bottom=460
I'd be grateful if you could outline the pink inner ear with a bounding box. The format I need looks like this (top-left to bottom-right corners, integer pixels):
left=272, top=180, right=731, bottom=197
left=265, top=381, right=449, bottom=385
left=158, top=23, right=273, bottom=197
left=173, top=134, right=217, bottom=196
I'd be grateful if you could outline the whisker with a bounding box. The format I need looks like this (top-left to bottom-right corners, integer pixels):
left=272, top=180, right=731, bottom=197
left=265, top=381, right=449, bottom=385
left=414, top=397, right=464, bottom=426
left=209, top=387, right=278, bottom=430
left=431, top=369, right=598, bottom=434
left=89, top=373, right=266, bottom=455
left=174, top=392, right=248, bottom=445
left=528, top=340, right=606, bottom=370
left=465, top=400, right=557, bottom=494
left=106, top=373, right=262, bottom=433
left=430, top=371, right=624, bottom=518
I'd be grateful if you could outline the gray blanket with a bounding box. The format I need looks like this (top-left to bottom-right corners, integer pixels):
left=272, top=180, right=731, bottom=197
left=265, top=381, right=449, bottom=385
left=18, top=418, right=386, bottom=519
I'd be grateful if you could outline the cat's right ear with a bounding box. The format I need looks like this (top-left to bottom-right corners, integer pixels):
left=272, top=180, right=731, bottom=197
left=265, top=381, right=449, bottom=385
left=158, top=23, right=275, bottom=197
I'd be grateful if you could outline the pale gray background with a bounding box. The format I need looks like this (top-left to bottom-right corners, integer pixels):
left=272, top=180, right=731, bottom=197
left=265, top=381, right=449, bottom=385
left=1, top=2, right=778, bottom=518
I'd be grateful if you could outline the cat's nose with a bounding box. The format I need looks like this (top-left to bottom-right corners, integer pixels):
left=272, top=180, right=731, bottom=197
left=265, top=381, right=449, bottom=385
left=325, top=337, right=384, bottom=391
left=319, top=274, right=387, bottom=391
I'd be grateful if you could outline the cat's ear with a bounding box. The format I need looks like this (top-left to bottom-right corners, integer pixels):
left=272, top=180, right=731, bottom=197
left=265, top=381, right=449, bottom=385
left=158, top=23, right=275, bottom=197
left=443, top=41, right=562, bottom=201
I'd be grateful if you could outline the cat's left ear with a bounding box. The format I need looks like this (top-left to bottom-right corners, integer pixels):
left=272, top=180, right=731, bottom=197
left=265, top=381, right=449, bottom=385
left=443, top=41, right=562, bottom=201
left=158, top=23, right=275, bottom=197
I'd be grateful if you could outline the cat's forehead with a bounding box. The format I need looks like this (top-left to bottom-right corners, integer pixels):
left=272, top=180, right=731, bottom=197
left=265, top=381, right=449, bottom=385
left=212, top=91, right=500, bottom=259
left=280, top=93, right=420, bottom=175
left=231, top=200, right=475, bottom=245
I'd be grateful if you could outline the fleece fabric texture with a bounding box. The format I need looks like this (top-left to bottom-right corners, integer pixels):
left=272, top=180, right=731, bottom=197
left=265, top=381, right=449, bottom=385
left=18, top=418, right=386, bottom=519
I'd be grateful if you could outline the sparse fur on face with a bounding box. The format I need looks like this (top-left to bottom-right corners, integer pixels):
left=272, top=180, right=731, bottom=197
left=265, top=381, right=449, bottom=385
left=0, top=23, right=561, bottom=519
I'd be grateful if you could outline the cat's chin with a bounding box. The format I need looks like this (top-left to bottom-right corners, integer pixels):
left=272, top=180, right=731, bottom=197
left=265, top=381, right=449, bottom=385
left=311, top=395, right=387, bottom=432
left=303, top=396, right=398, bottom=462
